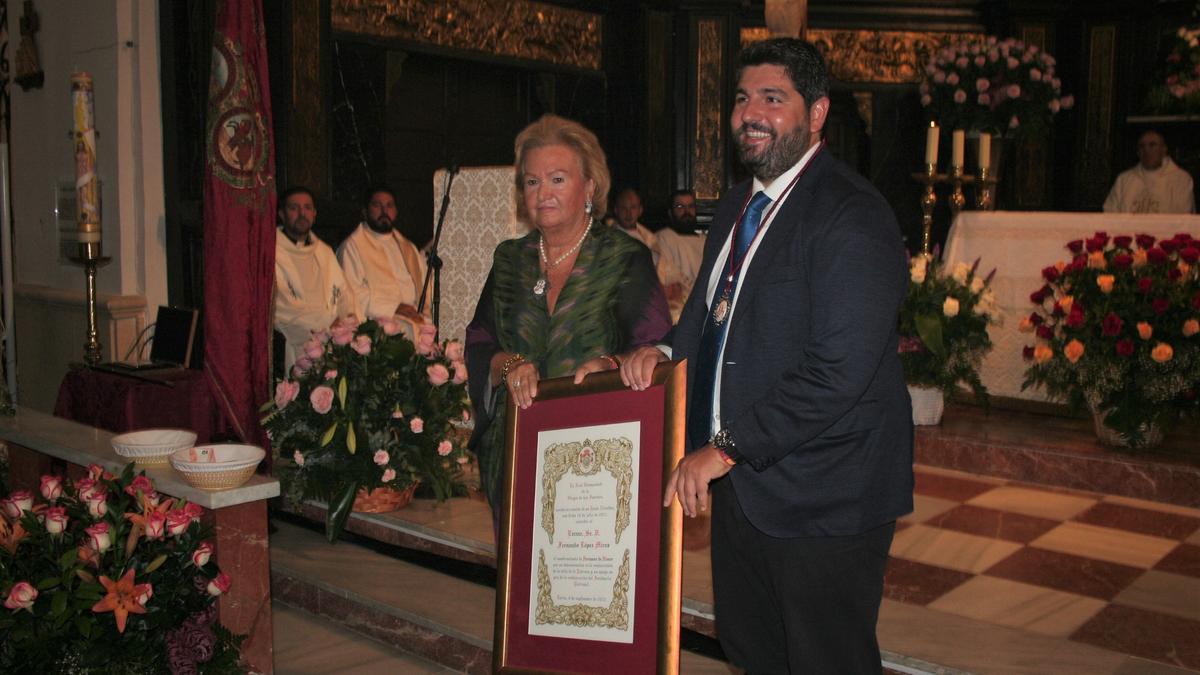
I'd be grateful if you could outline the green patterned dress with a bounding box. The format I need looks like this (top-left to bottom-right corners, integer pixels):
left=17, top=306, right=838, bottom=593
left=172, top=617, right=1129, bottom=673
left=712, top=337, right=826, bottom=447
left=465, top=223, right=672, bottom=519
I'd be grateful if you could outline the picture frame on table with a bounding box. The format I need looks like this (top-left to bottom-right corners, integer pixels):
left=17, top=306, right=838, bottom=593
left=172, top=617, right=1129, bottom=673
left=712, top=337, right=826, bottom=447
left=492, top=360, right=685, bottom=674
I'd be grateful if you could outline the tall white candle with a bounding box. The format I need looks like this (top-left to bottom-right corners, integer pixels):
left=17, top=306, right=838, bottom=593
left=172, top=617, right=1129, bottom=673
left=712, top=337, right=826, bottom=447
left=925, top=122, right=939, bottom=166
left=71, top=73, right=100, bottom=244
left=978, top=133, right=992, bottom=171
left=951, top=129, right=965, bottom=169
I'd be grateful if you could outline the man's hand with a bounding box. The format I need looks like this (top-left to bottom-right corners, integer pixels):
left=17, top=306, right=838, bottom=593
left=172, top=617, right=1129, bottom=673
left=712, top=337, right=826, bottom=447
left=619, top=345, right=668, bottom=391
left=662, top=445, right=733, bottom=517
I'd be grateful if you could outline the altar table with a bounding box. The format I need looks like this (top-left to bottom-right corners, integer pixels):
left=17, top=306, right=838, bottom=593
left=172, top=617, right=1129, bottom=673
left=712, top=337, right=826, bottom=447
left=943, top=211, right=1199, bottom=401
left=54, top=366, right=224, bottom=442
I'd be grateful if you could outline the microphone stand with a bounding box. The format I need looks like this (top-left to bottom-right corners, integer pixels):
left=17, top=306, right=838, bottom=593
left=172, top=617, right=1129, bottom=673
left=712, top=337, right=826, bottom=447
left=418, top=165, right=458, bottom=340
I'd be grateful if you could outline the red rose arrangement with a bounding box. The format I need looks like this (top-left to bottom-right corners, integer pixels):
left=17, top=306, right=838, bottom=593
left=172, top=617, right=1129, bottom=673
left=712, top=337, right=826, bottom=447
left=1021, top=231, right=1200, bottom=447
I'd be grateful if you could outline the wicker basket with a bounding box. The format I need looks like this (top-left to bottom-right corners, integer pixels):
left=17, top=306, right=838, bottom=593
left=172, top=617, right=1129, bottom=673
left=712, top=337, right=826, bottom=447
left=908, top=385, right=945, bottom=426
left=353, top=482, right=419, bottom=513
left=111, top=429, right=197, bottom=466
left=175, top=464, right=259, bottom=491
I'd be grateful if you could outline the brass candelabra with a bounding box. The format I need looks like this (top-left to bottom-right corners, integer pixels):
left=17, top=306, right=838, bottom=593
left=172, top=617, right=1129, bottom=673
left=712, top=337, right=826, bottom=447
left=70, top=241, right=110, bottom=365
left=918, top=163, right=937, bottom=255
left=976, top=167, right=996, bottom=210
left=948, top=164, right=966, bottom=217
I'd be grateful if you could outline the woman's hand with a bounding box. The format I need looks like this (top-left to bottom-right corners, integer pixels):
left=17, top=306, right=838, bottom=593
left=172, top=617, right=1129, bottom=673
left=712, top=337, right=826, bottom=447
left=506, top=361, right=540, bottom=409
left=572, top=355, right=619, bottom=384
left=619, top=345, right=668, bottom=391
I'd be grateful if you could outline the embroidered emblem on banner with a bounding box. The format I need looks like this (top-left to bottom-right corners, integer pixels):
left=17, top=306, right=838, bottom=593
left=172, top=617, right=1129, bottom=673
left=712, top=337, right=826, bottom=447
left=206, top=36, right=271, bottom=195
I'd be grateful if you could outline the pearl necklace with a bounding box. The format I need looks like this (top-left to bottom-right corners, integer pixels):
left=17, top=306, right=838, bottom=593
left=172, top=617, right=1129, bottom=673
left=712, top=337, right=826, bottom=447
left=534, top=218, right=592, bottom=296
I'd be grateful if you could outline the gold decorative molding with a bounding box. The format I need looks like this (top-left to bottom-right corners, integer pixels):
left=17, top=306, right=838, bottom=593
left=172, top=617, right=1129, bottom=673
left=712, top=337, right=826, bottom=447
left=332, top=0, right=602, bottom=71
left=695, top=19, right=725, bottom=201
left=740, top=28, right=984, bottom=84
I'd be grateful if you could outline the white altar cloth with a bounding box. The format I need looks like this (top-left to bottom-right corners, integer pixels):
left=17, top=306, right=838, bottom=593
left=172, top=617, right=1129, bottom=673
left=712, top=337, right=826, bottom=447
left=943, top=211, right=1200, bottom=401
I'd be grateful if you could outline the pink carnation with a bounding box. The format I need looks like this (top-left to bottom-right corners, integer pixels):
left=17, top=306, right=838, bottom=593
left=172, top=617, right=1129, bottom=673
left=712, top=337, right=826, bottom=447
left=352, top=334, right=372, bottom=355
left=947, top=72, right=960, bottom=86
left=409, top=417, right=424, bottom=434
left=303, top=339, right=324, bottom=360
left=437, top=440, right=453, bottom=457
left=975, top=77, right=990, bottom=92
left=382, top=468, right=397, bottom=483
left=953, top=89, right=967, bottom=104
left=373, top=450, right=389, bottom=466
left=377, top=316, right=403, bottom=336
left=977, top=93, right=991, bottom=106
left=331, top=327, right=354, bottom=346
left=324, top=369, right=338, bottom=380
left=310, top=385, right=335, bottom=414
left=427, top=364, right=450, bottom=386
left=1007, top=84, right=1021, bottom=98
left=444, top=340, right=464, bottom=362
left=274, top=380, right=300, bottom=409
left=452, top=361, right=468, bottom=385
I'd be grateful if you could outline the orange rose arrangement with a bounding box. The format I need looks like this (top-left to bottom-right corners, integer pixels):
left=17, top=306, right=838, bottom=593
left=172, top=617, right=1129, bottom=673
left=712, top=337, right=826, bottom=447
left=1021, top=231, right=1200, bottom=448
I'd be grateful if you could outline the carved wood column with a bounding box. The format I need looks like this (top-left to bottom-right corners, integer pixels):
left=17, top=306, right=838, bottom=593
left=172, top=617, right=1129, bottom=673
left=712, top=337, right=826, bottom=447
left=276, top=0, right=328, bottom=194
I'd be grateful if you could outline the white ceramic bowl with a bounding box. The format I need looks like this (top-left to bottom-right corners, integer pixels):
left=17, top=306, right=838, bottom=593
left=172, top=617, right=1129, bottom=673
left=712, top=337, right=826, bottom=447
left=170, top=444, right=265, bottom=491
left=111, top=429, right=198, bottom=466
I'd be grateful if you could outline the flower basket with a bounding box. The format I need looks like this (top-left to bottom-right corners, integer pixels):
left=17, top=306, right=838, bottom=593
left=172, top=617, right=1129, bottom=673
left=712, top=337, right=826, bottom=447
left=262, top=316, right=472, bottom=543
left=899, top=251, right=1000, bottom=412
left=908, top=385, right=946, bottom=426
left=1021, top=231, right=1200, bottom=450
left=353, top=482, right=419, bottom=513
left=0, top=464, right=242, bottom=672
left=920, top=36, right=1073, bottom=138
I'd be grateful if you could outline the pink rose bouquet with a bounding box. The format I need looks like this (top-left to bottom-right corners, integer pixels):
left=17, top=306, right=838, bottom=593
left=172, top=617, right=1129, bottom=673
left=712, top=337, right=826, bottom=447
left=1021, top=231, right=1200, bottom=448
left=262, top=315, right=472, bottom=542
left=921, top=35, right=1072, bottom=138
left=0, top=465, right=241, bottom=670
left=1145, top=24, right=1200, bottom=114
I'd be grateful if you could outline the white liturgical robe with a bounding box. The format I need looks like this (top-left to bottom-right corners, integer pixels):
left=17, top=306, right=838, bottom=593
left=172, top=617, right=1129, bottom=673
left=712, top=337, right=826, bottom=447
left=274, top=229, right=357, bottom=369
left=1103, top=157, right=1195, bottom=214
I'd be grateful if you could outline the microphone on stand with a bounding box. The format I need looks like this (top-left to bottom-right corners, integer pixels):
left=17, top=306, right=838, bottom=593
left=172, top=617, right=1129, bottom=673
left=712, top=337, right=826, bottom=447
left=418, top=161, right=460, bottom=340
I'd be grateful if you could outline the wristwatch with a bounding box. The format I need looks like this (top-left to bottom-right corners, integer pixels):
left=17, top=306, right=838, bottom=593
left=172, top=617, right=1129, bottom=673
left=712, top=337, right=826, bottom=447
left=711, top=428, right=739, bottom=465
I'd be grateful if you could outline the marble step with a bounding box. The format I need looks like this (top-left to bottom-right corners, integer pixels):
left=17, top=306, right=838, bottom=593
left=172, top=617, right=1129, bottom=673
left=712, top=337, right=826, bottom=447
left=269, top=518, right=737, bottom=674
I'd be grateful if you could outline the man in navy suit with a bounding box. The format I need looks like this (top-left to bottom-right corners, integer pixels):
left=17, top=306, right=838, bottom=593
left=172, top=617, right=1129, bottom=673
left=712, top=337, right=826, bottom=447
left=622, top=38, right=912, bottom=672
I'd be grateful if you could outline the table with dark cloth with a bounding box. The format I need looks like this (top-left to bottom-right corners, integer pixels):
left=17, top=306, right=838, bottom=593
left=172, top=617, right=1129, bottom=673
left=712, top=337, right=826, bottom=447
left=54, top=366, right=223, bottom=443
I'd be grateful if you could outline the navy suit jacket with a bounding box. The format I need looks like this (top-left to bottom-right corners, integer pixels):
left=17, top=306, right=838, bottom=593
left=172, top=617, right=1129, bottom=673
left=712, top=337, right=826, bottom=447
left=674, top=148, right=914, bottom=537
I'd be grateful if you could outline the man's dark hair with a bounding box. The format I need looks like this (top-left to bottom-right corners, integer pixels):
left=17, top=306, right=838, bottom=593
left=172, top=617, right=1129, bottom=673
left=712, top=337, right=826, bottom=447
left=361, top=184, right=397, bottom=208
left=278, top=185, right=316, bottom=206
left=669, top=188, right=695, bottom=203
left=735, top=38, right=829, bottom=107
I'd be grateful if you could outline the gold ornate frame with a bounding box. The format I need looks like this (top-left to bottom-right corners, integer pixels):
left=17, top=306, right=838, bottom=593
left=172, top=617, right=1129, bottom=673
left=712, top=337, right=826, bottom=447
left=493, top=362, right=685, bottom=674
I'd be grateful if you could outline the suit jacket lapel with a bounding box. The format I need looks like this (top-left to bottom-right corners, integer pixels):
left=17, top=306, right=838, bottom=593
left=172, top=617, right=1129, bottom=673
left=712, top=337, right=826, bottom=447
left=728, top=150, right=830, bottom=334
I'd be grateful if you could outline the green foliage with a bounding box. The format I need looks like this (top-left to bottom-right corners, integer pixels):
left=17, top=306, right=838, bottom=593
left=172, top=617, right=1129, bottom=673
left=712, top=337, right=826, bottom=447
left=899, top=252, right=998, bottom=402
left=1020, top=232, right=1200, bottom=448
left=0, top=464, right=242, bottom=672
left=262, top=317, right=472, bottom=542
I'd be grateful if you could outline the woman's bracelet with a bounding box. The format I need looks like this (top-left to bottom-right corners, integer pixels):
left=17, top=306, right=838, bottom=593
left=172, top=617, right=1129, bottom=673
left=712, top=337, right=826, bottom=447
left=601, top=354, right=621, bottom=370
left=500, top=353, right=525, bottom=383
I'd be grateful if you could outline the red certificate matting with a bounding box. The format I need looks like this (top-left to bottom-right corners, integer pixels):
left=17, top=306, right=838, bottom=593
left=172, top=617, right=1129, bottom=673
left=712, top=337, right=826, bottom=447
left=493, top=363, right=684, bottom=674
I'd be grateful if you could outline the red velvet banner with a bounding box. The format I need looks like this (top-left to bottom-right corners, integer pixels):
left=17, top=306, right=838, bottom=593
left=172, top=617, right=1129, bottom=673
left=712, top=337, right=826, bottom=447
left=202, top=0, right=276, bottom=447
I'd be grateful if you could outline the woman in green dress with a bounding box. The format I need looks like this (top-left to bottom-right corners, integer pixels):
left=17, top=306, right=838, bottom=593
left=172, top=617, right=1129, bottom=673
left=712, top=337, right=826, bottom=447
left=465, top=115, right=672, bottom=525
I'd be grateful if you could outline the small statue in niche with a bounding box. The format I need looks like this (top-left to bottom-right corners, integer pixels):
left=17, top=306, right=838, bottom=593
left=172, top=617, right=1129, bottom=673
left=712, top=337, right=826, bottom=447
left=15, top=0, right=44, bottom=91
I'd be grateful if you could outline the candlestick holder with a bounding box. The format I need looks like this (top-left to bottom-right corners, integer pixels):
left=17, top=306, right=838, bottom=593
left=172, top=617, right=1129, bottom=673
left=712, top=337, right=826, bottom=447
left=918, top=163, right=937, bottom=255
left=948, top=165, right=967, bottom=217
left=976, top=167, right=997, bottom=210
left=70, top=241, right=111, bottom=366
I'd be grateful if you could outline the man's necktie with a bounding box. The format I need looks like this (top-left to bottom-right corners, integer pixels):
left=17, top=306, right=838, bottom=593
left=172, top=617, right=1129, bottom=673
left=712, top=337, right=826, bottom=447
left=687, top=191, right=772, bottom=449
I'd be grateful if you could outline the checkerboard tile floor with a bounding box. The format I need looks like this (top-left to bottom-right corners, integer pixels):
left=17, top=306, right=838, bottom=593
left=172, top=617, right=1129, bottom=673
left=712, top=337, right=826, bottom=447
left=888, top=466, right=1200, bottom=670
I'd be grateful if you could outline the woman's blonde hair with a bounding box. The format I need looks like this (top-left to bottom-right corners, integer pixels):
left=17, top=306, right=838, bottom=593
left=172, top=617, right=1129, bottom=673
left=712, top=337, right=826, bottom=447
left=513, top=114, right=610, bottom=223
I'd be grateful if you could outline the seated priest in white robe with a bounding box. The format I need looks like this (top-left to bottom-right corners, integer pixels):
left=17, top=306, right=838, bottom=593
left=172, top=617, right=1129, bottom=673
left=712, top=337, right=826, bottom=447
left=274, top=187, right=357, bottom=370
left=612, top=187, right=688, bottom=320
left=337, top=186, right=430, bottom=321
left=1104, top=130, right=1195, bottom=214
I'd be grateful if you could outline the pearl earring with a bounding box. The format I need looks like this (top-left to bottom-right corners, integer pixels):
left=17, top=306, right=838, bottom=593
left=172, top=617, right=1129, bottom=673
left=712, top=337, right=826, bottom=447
left=585, top=199, right=593, bottom=214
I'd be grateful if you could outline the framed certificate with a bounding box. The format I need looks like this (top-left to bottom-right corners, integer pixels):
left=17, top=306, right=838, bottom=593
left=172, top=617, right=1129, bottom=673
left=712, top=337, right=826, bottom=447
left=493, top=361, right=685, bottom=674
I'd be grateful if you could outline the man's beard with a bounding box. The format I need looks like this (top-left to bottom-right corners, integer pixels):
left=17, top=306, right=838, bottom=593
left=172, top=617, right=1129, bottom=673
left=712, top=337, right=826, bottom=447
left=735, top=122, right=809, bottom=182
left=366, top=216, right=392, bottom=233
left=670, top=214, right=697, bottom=233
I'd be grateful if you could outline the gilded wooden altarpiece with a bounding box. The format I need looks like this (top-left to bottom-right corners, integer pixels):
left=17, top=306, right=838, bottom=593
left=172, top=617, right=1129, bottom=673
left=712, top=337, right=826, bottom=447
left=331, top=0, right=602, bottom=71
